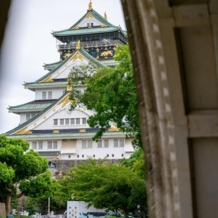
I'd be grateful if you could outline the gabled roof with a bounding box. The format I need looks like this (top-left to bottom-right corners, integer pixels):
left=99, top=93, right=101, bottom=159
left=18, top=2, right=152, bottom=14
left=9, top=100, right=55, bottom=114
left=52, top=8, right=117, bottom=37
left=26, top=47, right=107, bottom=86
left=25, top=81, right=68, bottom=91
left=6, top=93, right=67, bottom=135
left=53, top=26, right=126, bottom=37
left=44, top=61, right=61, bottom=71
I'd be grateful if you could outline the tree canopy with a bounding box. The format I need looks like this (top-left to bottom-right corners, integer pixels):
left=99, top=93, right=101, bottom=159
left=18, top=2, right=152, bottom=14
left=0, top=135, right=56, bottom=214
left=68, top=44, right=142, bottom=148
left=54, top=159, right=147, bottom=218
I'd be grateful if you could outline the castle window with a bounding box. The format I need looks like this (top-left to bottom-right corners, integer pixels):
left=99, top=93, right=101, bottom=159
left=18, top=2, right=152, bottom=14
left=54, top=119, right=58, bottom=125
left=53, top=141, right=57, bottom=149
left=93, top=154, right=95, bottom=158
left=32, top=142, right=37, bottom=149
left=88, top=140, right=92, bottom=148
left=68, top=155, right=71, bottom=158
left=60, top=119, right=64, bottom=125
left=120, top=139, right=124, bottom=147
left=104, top=139, right=109, bottom=148
left=48, top=141, right=52, bottom=149
left=47, top=141, right=58, bottom=149
left=87, top=23, right=90, bottom=27
left=48, top=91, right=52, bottom=99
left=82, top=140, right=92, bottom=148
left=114, top=139, right=125, bottom=147
left=76, top=118, right=80, bottom=124
left=82, top=118, right=86, bottom=124
left=114, top=139, right=118, bottom=147
left=38, top=141, right=43, bottom=149
left=42, top=91, right=46, bottom=99
left=71, top=118, right=75, bottom=124
left=82, top=155, right=84, bottom=158
left=97, top=140, right=102, bottom=148
left=112, top=154, right=114, bottom=157
left=65, top=119, right=69, bottom=125
left=91, top=23, right=93, bottom=27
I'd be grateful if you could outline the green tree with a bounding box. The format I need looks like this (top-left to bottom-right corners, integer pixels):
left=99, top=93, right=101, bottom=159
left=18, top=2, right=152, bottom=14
left=55, top=159, right=147, bottom=218
left=121, top=148, right=146, bottom=179
left=0, top=135, right=55, bottom=215
left=68, top=44, right=141, bottom=148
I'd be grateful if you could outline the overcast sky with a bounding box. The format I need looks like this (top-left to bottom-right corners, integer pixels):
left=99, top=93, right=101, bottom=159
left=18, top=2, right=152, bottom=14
left=0, top=0, right=126, bottom=133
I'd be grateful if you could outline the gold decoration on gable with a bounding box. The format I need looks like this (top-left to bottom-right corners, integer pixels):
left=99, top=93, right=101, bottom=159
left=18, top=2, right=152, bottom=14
left=41, top=76, right=53, bottom=83
left=67, top=85, right=72, bottom=91
left=86, top=13, right=94, bottom=18
left=71, top=52, right=85, bottom=62
left=73, top=26, right=79, bottom=30
left=108, top=124, right=120, bottom=132
left=16, top=127, right=32, bottom=135
left=100, top=24, right=107, bottom=27
left=100, top=50, right=113, bottom=57
left=80, top=129, right=86, bottom=133
left=64, top=53, right=71, bottom=59
left=53, top=130, right=60, bottom=134
left=76, top=40, right=81, bottom=50
left=58, top=94, right=71, bottom=108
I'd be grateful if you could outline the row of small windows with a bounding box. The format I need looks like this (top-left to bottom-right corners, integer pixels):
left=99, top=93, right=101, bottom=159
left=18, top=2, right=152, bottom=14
left=54, top=118, right=87, bottom=125
left=42, top=91, right=52, bottom=100
left=82, top=139, right=124, bottom=148
left=67, top=154, right=124, bottom=158
left=87, top=23, right=94, bottom=27
left=32, top=139, right=124, bottom=150
left=32, top=141, right=57, bottom=150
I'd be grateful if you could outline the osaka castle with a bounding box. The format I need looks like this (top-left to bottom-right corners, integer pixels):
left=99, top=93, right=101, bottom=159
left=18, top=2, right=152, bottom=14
left=6, top=1, right=133, bottom=172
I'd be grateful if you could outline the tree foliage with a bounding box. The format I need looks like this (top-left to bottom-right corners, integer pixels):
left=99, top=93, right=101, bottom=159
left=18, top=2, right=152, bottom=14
left=68, top=44, right=141, bottom=148
left=0, top=135, right=56, bottom=214
left=55, top=159, right=147, bottom=218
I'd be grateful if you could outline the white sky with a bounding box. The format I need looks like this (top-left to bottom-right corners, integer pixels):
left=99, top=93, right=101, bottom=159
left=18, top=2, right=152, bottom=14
left=0, top=0, right=126, bottom=133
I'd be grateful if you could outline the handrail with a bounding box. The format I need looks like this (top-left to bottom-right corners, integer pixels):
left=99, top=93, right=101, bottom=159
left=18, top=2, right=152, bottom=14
left=58, top=40, right=123, bottom=50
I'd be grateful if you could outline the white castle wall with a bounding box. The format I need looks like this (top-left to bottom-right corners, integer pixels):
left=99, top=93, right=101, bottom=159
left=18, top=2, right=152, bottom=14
left=78, top=17, right=103, bottom=28
left=34, top=108, right=90, bottom=130
left=35, top=88, right=65, bottom=100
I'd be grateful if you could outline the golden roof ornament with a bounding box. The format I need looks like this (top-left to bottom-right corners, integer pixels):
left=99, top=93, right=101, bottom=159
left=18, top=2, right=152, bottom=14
left=88, top=0, right=92, bottom=11
left=76, top=40, right=81, bottom=50
left=104, top=12, right=107, bottom=20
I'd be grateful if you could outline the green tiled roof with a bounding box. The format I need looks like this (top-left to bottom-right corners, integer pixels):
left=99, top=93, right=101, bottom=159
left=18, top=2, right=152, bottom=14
left=25, top=81, right=68, bottom=91
left=9, top=100, right=55, bottom=114
left=44, top=61, right=61, bottom=71
left=53, top=26, right=120, bottom=37
left=6, top=94, right=64, bottom=135
left=7, top=131, right=125, bottom=140
left=33, top=48, right=107, bottom=84
left=53, top=9, right=117, bottom=37
left=101, top=59, right=118, bottom=66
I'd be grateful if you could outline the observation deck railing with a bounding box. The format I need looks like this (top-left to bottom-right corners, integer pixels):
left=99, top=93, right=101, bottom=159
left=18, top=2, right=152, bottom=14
left=58, top=40, right=123, bottom=51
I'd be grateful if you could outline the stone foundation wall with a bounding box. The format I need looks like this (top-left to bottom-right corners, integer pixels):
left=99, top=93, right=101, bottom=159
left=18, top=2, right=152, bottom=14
left=55, top=159, right=121, bottom=173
